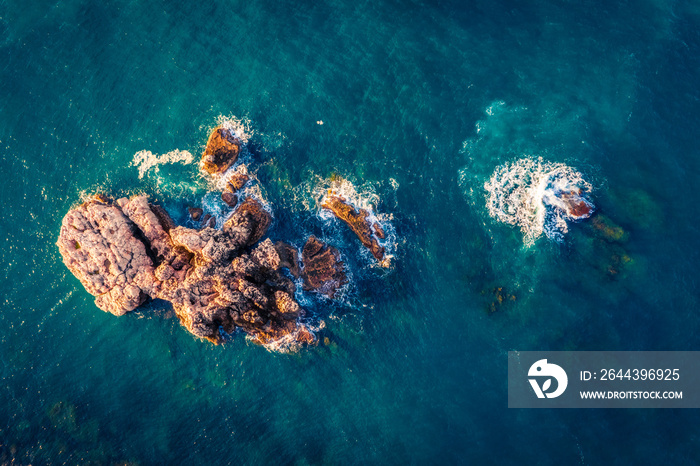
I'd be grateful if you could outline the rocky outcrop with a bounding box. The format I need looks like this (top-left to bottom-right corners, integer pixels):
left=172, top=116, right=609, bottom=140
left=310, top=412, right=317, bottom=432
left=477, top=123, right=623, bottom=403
left=224, top=197, right=272, bottom=247
left=301, top=236, right=347, bottom=298
left=275, top=241, right=301, bottom=278
left=556, top=190, right=593, bottom=219
left=57, top=124, right=396, bottom=351
left=57, top=194, right=315, bottom=348
left=221, top=168, right=249, bottom=207
left=201, top=126, right=241, bottom=175
left=321, top=195, right=385, bottom=261
left=221, top=192, right=238, bottom=207
left=57, top=195, right=158, bottom=316
left=188, top=207, right=203, bottom=221
left=227, top=171, right=250, bottom=192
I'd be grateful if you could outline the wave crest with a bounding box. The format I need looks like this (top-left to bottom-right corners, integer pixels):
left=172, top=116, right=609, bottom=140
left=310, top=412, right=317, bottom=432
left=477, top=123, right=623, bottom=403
left=484, top=157, right=593, bottom=245
left=214, top=115, right=254, bottom=145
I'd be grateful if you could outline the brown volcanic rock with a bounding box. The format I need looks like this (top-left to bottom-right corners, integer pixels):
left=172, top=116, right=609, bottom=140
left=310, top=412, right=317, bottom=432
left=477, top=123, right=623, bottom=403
left=247, top=321, right=317, bottom=347
left=118, top=196, right=193, bottom=301
left=372, top=222, right=385, bottom=239
left=57, top=194, right=314, bottom=349
left=224, top=197, right=271, bottom=247
left=558, top=190, right=593, bottom=219
left=275, top=241, right=301, bottom=278
left=221, top=192, right=238, bottom=207
left=301, top=236, right=347, bottom=298
left=56, top=195, right=157, bottom=316
left=227, top=172, right=250, bottom=192
left=188, top=207, right=203, bottom=221
left=201, top=126, right=241, bottom=175
left=321, top=195, right=385, bottom=261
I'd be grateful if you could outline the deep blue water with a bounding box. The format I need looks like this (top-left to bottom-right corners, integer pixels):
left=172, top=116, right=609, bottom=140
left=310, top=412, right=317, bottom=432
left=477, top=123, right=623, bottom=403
left=2, top=0, right=700, bottom=464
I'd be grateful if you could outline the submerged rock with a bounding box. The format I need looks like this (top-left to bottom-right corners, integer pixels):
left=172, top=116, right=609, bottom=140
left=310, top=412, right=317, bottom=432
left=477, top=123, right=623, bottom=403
left=201, top=126, right=241, bottom=175
left=590, top=215, right=628, bottom=243
left=301, top=236, right=347, bottom=298
left=484, top=286, right=516, bottom=314
left=221, top=191, right=238, bottom=207
left=556, top=190, right=594, bottom=219
left=57, top=194, right=315, bottom=348
left=321, top=195, right=385, bottom=261
left=188, top=207, right=203, bottom=221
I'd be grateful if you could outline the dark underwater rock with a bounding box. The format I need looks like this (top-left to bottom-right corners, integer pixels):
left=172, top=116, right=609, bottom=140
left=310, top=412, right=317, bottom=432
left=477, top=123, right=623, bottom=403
left=221, top=191, right=238, bottom=207
left=590, top=214, right=628, bottom=243
left=188, top=207, right=203, bottom=221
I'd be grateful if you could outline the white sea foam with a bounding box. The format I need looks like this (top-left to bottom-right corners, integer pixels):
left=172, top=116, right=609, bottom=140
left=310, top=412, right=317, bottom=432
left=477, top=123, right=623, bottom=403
left=196, top=179, right=271, bottom=230
left=131, top=149, right=194, bottom=179
left=484, top=157, right=593, bottom=245
left=213, top=115, right=254, bottom=145
left=254, top=319, right=326, bottom=354
left=212, top=163, right=251, bottom=192
left=317, top=177, right=382, bottom=213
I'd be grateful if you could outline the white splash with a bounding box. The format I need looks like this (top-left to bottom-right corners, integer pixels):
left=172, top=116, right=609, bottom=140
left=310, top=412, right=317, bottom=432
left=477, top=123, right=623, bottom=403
left=131, top=149, right=194, bottom=179
left=254, top=320, right=326, bottom=354
left=218, top=164, right=251, bottom=191
left=484, top=157, right=593, bottom=245
left=318, top=177, right=381, bottom=215
left=215, top=115, right=254, bottom=145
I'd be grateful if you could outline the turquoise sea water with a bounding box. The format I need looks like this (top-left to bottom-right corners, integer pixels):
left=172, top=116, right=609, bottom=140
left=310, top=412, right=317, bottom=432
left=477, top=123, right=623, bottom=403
left=2, top=0, right=700, bottom=463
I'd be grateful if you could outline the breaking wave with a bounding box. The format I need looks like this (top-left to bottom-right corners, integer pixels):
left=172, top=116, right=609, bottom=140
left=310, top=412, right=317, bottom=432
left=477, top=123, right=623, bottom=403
left=255, top=320, right=326, bottom=354
left=213, top=115, right=254, bottom=145
left=484, top=157, right=594, bottom=245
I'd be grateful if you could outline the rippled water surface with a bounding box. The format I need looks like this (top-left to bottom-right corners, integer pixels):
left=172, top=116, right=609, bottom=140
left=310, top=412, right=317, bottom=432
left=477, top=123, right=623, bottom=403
left=2, top=0, right=700, bottom=463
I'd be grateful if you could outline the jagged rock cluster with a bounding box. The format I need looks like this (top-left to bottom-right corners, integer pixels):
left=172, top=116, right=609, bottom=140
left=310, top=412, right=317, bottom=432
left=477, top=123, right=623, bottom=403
left=301, top=236, right=347, bottom=298
left=57, top=125, right=351, bottom=349
left=57, top=193, right=316, bottom=346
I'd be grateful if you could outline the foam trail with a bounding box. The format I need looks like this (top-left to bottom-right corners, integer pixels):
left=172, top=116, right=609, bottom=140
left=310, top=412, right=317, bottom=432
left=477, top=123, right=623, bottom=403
left=484, top=157, right=593, bottom=245
left=131, top=149, right=194, bottom=179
